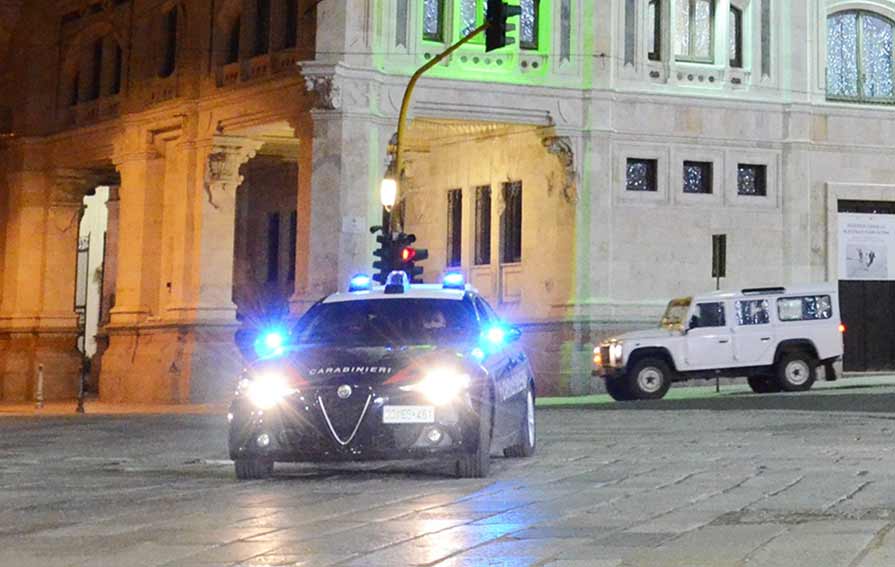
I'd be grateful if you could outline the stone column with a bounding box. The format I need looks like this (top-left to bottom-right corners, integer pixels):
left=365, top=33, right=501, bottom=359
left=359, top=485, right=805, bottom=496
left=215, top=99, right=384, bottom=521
left=100, top=134, right=261, bottom=403
left=289, top=113, right=314, bottom=314
left=297, top=66, right=384, bottom=305
left=0, top=169, right=91, bottom=400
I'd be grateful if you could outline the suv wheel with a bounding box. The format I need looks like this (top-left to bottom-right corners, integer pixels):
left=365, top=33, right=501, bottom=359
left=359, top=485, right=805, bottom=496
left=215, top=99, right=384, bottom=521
left=605, top=377, right=633, bottom=401
left=747, top=375, right=782, bottom=394
left=775, top=352, right=816, bottom=392
left=627, top=358, right=672, bottom=400
left=234, top=458, right=273, bottom=480
left=504, top=386, right=536, bottom=458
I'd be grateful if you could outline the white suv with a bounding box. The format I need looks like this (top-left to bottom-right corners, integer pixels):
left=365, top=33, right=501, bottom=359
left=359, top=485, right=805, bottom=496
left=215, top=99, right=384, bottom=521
left=594, top=284, right=844, bottom=401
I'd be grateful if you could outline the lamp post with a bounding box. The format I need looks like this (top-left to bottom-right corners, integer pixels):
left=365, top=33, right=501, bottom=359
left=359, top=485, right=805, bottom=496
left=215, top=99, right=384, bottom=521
left=380, top=177, right=397, bottom=234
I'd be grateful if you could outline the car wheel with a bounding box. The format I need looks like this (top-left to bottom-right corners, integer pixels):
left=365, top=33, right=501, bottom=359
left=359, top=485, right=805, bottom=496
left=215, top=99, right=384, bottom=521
left=504, top=385, right=536, bottom=458
left=626, top=358, right=672, bottom=400
left=457, top=393, right=492, bottom=478
left=234, top=458, right=274, bottom=480
left=747, top=375, right=781, bottom=394
left=776, top=352, right=816, bottom=392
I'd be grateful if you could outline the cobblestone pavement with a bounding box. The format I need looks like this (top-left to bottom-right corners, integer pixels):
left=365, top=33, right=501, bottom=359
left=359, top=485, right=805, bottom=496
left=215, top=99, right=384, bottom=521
left=4, top=381, right=895, bottom=566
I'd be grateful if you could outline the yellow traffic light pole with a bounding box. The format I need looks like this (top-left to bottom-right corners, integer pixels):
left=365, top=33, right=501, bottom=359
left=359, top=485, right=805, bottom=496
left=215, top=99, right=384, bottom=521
left=391, top=22, right=490, bottom=230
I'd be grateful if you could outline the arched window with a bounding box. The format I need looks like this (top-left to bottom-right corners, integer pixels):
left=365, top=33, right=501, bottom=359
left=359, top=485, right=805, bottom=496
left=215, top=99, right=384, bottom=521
left=159, top=7, right=178, bottom=77
left=676, top=0, right=714, bottom=62
left=729, top=6, right=743, bottom=68
left=827, top=11, right=894, bottom=101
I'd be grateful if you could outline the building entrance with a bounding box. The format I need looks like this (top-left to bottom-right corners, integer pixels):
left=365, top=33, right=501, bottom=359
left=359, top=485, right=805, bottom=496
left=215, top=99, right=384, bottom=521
left=838, top=200, right=895, bottom=372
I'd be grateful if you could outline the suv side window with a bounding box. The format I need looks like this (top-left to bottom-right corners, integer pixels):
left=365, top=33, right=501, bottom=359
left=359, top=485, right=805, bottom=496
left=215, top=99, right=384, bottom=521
left=693, top=302, right=726, bottom=328
left=735, top=299, right=770, bottom=325
left=777, top=295, right=833, bottom=321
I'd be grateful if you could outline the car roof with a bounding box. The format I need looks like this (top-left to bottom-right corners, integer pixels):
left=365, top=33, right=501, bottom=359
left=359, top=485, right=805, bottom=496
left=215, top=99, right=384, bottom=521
left=322, top=284, right=473, bottom=304
left=692, top=282, right=838, bottom=301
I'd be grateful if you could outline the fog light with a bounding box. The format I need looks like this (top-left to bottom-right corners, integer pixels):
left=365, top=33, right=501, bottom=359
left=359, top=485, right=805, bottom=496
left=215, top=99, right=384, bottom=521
left=426, top=428, right=443, bottom=444
left=227, top=412, right=234, bottom=423
left=256, top=433, right=271, bottom=448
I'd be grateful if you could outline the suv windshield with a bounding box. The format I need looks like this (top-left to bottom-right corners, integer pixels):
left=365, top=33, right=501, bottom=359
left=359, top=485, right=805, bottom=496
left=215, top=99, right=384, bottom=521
left=296, top=299, right=479, bottom=347
left=660, top=298, right=691, bottom=330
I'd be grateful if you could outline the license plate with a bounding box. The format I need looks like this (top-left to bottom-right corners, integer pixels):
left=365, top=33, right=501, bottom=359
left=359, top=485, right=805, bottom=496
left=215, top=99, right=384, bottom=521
left=383, top=405, right=435, bottom=424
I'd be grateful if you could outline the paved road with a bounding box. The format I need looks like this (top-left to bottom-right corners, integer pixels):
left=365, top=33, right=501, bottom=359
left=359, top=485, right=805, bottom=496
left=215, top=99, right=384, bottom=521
left=4, top=380, right=895, bottom=566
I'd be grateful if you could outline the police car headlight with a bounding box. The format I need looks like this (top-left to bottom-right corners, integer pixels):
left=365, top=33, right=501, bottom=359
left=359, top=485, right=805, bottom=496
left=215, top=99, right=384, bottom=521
left=244, top=372, right=297, bottom=410
left=402, top=368, right=471, bottom=406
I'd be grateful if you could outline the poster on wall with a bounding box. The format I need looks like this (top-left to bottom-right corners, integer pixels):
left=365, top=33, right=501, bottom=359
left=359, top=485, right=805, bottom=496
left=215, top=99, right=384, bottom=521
left=838, top=213, right=895, bottom=281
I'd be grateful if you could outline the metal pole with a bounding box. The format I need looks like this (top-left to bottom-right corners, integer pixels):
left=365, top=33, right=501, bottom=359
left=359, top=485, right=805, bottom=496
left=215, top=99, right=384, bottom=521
left=392, top=22, right=490, bottom=230
left=35, top=363, right=44, bottom=409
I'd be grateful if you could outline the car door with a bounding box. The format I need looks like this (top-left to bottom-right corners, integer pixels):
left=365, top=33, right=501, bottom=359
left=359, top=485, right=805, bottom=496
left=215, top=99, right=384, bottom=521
left=731, top=298, right=775, bottom=365
left=685, top=300, right=735, bottom=370
left=474, top=296, right=523, bottom=442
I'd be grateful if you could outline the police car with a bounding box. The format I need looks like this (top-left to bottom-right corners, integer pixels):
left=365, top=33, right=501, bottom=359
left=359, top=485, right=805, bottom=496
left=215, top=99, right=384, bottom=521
left=228, top=271, right=536, bottom=479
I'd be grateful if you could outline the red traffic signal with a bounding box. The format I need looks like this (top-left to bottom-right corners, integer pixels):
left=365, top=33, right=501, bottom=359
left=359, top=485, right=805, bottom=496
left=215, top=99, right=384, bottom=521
left=401, top=247, right=416, bottom=262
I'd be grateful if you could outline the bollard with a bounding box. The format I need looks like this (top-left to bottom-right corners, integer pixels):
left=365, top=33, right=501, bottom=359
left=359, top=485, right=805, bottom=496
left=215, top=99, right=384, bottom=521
left=35, top=363, right=45, bottom=409
left=76, top=358, right=87, bottom=414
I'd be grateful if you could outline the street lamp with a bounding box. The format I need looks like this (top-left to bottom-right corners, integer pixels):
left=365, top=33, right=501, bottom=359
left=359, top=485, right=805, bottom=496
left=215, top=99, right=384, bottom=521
left=380, top=178, right=397, bottom=211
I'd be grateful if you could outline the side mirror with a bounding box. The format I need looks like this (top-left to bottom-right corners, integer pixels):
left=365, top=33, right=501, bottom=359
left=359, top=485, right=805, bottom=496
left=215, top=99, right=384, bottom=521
left=688, top=315, right=700, bottom=332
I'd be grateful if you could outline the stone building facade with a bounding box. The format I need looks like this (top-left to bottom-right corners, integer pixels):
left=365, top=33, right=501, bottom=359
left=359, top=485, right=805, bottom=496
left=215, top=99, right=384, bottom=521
left=1, top=1, right=894, bottom=401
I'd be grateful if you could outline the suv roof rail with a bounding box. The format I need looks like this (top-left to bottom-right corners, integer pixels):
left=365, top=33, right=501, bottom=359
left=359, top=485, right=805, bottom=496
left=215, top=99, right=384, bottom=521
left=741, top=286, right=786, bottom=295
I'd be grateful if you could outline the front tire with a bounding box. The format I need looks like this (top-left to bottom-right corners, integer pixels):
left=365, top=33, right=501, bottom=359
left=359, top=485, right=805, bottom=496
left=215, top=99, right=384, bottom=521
left=605, top=376, right=634, bottom=401
left=504, top=386, right=536, bottom=458
left=776, top=352, right=816, bottom=392
left=626, top=358, right=672, bottom=400
left=234, top=458, right=274, bottom=480
left=747, top=375, right=781, bottom=394
left=457, top=394, right=492, bottom=478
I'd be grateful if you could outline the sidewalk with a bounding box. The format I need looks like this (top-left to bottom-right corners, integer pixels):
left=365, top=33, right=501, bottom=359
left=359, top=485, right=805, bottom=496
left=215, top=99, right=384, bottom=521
left=0, top=398, right=228, bottom=417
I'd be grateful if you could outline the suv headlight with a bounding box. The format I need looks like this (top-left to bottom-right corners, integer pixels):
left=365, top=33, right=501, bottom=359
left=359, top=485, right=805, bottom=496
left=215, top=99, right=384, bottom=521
left=243, top=372, right=298, bottom=409
left=610, top=343, right=624, bottom=365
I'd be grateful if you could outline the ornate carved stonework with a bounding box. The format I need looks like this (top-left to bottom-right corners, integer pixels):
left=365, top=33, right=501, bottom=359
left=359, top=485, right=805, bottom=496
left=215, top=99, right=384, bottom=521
left=543, top=136, right=579, bottom=204
left=303, top=75, right=342, bottom=110
left=52, top=169, right=100, bottom=206
left=203, top=136, right=263, bottom=208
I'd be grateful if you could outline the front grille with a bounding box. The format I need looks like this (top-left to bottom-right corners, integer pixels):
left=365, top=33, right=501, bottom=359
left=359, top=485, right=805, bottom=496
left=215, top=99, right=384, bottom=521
left=317, top=386, right=372, bottom=443
left=601, top=346, right=611, bottom=365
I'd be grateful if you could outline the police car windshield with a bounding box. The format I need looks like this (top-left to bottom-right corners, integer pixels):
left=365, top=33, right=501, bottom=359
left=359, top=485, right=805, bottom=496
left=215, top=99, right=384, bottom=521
left=298, top=299, right=478, bottom=347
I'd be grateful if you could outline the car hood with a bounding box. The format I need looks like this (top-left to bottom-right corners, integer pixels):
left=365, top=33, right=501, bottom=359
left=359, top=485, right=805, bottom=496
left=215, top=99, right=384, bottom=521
left=612, top=328, right=678, bottom=342
left=248, top=344, right=471, bottom=388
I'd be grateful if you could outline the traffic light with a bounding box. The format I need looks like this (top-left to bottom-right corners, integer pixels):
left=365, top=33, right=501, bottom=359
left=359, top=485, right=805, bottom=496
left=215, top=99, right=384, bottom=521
left=395, top=233, right=429, bottom=283
left=372, top=227, right=395, bottom=284
left=485, top=0, right=522, bottom=52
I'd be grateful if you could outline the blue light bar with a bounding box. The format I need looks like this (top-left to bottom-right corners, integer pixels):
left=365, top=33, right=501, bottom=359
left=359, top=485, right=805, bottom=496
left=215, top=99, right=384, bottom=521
left=349, top=273, right=373, bottom=292
left=384, top=270, right=409, bottom=294
left=442, top=271, right=465, bottom=289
